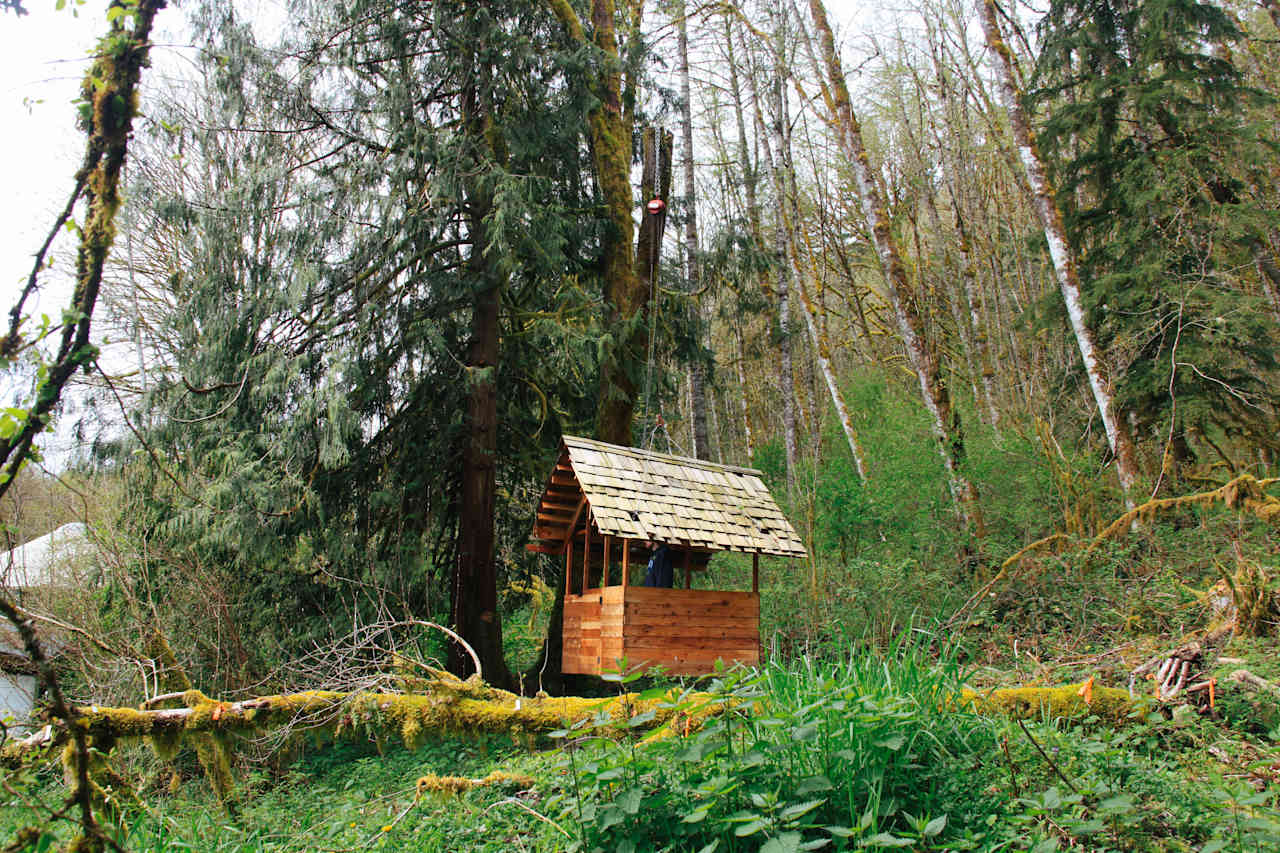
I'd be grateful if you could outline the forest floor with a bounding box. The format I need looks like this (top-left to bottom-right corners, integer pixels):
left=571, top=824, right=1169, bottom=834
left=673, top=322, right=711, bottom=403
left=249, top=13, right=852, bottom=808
left=2, top=624, right=1277, bottom=852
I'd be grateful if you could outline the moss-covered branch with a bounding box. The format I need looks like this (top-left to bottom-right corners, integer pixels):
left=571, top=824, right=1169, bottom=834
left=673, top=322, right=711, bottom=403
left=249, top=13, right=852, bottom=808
left=6, top=672, right=724, bottom=772
left=1090, top=474, right=1280, bottom=550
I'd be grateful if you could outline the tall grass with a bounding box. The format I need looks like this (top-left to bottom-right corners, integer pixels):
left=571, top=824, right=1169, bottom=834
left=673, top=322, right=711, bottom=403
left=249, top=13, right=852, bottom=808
left=554, top=633, right=1003, bottom=851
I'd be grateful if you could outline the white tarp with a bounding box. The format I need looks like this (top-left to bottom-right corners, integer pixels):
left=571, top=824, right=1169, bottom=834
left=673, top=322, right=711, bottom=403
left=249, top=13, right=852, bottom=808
left=0, top=672, right=35, bottom=731
left=1, top=522, right=93, bottom=589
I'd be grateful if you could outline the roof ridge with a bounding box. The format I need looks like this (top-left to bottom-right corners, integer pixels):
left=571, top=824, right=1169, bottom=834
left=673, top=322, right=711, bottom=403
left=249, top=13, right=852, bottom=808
left=561, top=434, right=765, bottom=477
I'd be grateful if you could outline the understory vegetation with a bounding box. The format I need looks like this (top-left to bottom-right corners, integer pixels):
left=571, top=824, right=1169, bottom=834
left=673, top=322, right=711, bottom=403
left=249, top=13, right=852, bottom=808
left=2, top=635, right=1277, bottom=851
left=2, top=397, right=1277, bottom=849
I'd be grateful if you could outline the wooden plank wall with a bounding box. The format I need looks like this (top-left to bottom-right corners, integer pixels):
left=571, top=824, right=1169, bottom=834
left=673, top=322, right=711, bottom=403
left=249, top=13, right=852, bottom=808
left=561, top=587, right=625, bottom=675
left=620, top=586, right=759, bottom=676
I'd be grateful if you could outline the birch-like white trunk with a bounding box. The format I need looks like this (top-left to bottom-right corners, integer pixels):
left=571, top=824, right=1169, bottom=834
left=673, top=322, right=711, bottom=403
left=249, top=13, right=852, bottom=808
left=978, top=0, right=1141, bottom=504
left=796, top=271, right=868, bottom=479
left=762, top=5, right=798, bottom=493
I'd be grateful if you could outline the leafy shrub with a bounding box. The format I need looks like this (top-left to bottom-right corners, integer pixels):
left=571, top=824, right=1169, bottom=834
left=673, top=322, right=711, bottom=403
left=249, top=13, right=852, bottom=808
left=552, top=634, right=1002, bottom=851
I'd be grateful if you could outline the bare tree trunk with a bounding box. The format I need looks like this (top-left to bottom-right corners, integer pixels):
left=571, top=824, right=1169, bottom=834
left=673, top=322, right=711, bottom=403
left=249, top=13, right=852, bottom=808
left=761, top=9, right=799, bottom=493
left=978, top=0, right=1141, bottom=504
left=725, top=12, right=763, bottom=465
left=735, top=319, right=756, bottom=464
left=922, top=45, right=1003, bottom=432
left=805, top=0, right=984, bottom=535
left=796, top=271, right=868, bottom=479
left=633, top=124, right=674, bottom=424
left=955, top=207, right=1002, bottom=431
left=677, top=0, right=712, bottom=459
left=451, top=225, right=512, bottom=689
left=726, top=13, right=761, bottom=250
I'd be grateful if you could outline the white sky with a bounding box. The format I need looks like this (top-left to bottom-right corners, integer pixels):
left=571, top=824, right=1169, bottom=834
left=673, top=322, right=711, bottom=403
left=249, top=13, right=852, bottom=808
left=1, top=0, right=112, bottom=320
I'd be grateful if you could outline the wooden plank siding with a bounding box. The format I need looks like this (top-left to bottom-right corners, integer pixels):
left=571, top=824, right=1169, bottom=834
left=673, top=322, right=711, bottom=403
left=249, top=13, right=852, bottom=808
left=562, top=586, right=760, bottom=676
left=561, top=587, right=625, bottom=676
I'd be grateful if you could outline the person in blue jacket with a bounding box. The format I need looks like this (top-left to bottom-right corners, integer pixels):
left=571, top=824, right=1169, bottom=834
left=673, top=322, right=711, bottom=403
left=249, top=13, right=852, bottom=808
left=642, top=540, right=674, bottom=588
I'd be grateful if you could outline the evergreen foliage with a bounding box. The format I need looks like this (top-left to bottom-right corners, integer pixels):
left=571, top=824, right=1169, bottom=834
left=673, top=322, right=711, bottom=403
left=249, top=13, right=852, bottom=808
left=114, top=0, right=611, bottom=680
left=1032, top=0, right=1280, bottom=457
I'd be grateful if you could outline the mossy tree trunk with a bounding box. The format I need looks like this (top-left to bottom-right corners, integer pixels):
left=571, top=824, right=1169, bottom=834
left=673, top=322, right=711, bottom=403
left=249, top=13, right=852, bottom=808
left=548, top=0, right=663, bottom=449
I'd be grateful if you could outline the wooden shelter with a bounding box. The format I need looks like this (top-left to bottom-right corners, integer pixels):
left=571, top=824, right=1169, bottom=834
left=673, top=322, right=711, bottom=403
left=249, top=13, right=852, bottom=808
left=527, top=436, right=806, bottom=675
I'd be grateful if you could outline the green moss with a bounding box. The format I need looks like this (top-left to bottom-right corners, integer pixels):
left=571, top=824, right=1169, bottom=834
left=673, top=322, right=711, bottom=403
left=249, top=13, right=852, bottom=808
left=416, top=770, right=534, bottom=796
left=193, top=732, right=236, bottom=806
left=959, top=681, right=1141, bottom=723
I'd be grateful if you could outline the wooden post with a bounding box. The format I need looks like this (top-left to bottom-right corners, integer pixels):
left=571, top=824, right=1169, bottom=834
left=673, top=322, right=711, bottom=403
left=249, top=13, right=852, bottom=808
left=752, top=552, right=759, bottom=593
left=562, top=496, right=586, bottom=596
left=683, top=546, right=691, bottom=589
left=603, top=535, right=612, bottom=587
left=583, top=519, right=591, bottom=594
left=566, top=535, right=574, bottom=596
left=621, top=538, right=630, bottom=591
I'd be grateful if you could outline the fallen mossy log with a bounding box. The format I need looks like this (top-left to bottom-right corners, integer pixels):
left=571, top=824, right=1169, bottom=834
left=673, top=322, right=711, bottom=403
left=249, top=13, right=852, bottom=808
left=3, top=672, right=726, bottom=771
left=961, top=680, right=1146, bottom=723
left=416, top=770, right=535, bottom=796
left=7, top=676, right=1162, bottom=767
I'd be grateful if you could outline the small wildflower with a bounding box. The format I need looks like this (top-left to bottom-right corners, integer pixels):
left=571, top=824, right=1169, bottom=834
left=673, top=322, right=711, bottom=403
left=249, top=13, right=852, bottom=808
left=381, top=825, right=392, bottom=833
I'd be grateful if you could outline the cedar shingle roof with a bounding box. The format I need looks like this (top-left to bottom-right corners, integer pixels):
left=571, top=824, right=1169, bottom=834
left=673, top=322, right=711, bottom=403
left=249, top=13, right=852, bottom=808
left=528, top=436, right=806, bottom=558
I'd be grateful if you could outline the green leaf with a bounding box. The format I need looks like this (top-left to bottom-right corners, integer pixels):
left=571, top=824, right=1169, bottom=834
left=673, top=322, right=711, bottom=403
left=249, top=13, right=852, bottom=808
left=618, top=787, right=642, bottom=816
left=779, top=799, right=825, bottom=823
left=1042, top=787, right=1062, bottom=810
left=733, top=818, right=768, bottom=837
left=1070, top=819, right=1104, bottom=835
left=864, top=832, right=913, bottom=847
left=597, top=806, right=624, bottom=831
left=760, top=833, right=804, bottom=853
left=922, top=815, right=947, bottom=837
left=682, top=806, right=710, bottom=824
left=1098, top=795, right=1135, bottom=815
left=874, top=734, right=906, bottom=751
left=795, top=775, right=834, bottom=795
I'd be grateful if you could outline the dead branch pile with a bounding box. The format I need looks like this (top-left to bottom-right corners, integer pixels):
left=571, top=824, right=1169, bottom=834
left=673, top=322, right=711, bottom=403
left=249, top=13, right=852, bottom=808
left=1128, top=642, right=1217, bottom=709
